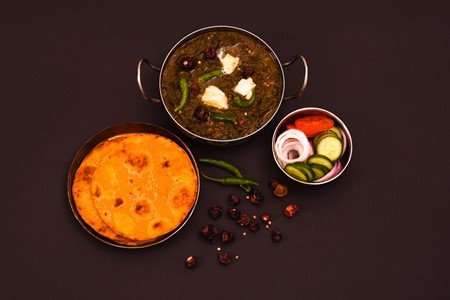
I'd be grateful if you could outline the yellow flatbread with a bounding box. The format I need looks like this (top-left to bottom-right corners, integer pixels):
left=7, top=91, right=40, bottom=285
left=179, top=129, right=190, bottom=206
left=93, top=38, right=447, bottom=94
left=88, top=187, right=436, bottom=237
left=72, top=136, right=143, bottom=246
left=72, top=132, right=198, bottom=246
left=90, top=133, right=198, bottom=242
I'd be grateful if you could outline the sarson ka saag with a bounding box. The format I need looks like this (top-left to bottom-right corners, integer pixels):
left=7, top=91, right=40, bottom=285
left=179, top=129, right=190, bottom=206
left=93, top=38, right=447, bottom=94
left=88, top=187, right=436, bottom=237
left=160, top=29, right=284, bottom=141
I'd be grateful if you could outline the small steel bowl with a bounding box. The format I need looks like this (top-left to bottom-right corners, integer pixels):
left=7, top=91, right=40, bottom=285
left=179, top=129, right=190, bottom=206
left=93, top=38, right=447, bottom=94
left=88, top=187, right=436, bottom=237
left=272, top=107, right=353, bottom=185
left=67, top=122, right=200, bottom=248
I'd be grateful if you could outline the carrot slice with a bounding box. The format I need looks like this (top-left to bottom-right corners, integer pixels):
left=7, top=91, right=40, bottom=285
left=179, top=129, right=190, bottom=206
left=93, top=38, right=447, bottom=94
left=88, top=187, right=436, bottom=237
left=294, top=115, right=334, bottom=137
left=285, top=122, right=296, bottom=130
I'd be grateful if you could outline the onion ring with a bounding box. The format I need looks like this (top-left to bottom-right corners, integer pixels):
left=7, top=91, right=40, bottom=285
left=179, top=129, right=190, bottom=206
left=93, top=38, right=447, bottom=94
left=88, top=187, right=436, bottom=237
left=274, top=129, right=310, bottom=168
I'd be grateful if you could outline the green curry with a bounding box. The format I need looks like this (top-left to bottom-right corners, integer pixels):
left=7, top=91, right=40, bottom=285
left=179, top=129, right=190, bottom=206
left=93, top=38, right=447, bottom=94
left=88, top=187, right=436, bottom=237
left=161, top=29, right=283, bottom=141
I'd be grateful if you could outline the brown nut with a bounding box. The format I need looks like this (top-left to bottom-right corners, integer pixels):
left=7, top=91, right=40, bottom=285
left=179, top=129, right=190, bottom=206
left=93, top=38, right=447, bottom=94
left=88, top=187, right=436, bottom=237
left=260, top=212, right=272, bottom=224
left=246, top=188, right=263, bottom=205
left=273, top=183, right=288, bottom=198
left=237, top=213, right=251, bottom=227
left=218, top=251, right=232, bottom=265
left=185, top=255, right=198, bottom=268
left=283, top=204, right=299, bottom=218
left=271, top=229, right=282, bottom=242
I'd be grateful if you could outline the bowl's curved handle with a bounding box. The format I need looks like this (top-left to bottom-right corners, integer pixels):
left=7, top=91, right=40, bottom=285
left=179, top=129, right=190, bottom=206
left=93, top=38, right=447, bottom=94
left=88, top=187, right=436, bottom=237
left=137, top=58, right=162, bottom=103
left=281, top=54, right=308, bottom=101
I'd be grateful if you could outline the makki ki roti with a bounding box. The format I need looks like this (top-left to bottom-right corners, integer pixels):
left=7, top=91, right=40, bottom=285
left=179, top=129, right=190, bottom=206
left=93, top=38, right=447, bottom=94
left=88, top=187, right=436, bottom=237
left=90, top=133, right=198, bottom=242
left=72, top=136, right=142, bottom=246
left=72, top=132, right=198, bottom=245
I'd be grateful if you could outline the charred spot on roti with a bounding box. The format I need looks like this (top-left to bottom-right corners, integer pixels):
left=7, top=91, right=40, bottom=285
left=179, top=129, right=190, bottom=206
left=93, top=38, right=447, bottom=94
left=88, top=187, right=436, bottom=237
left=93, top=186, right=101, bottom=197
left=126, top=154, right=148, bottom=172
left=172, top=188, right=191, bottom=209
left=153, top=221, right=161, bottom=229
left=81, top=166, right=96, bottom=182
left=134, top=201, right=150, bottom=215
left=162, top=160, right=170, bottom=168
left=114, top=198, right=124, bottom=207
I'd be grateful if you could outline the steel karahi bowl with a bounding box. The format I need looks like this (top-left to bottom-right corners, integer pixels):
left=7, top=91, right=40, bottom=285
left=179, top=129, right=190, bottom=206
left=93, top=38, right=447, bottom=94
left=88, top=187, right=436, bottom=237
left=137, top=25, right=308, bottom=146
left=67, top=122, right=200, bottom=248
left=272, top=107, right=353, bottom=185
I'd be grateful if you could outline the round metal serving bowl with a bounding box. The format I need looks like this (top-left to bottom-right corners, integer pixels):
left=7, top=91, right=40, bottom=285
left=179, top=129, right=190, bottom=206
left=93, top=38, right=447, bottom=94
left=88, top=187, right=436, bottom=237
left=137, top=25, right=308, bottom=146
left=67, top=122, right=200, bottom=248
left=272, top=107, right=353, bottom=185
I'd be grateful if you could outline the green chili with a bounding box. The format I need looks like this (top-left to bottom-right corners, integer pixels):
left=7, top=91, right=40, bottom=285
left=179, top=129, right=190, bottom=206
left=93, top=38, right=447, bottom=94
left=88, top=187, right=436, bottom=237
left=210, top=113, right=237, bottom=124
left=199, top=158, right=243, bottom=177
left=199, top=157, right=251, bottom=192
left=233, top=91, right=256, bottom=108
left=198, top=69, right=224, bottom=83
left=201, top=172, right=259, bottom=187
left=174, top=77, right=188, bottom=112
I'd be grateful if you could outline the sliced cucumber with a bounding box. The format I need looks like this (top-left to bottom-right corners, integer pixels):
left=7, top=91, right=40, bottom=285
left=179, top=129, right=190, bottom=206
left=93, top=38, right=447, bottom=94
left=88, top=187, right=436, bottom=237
left=309, top=163, right=329, bottom=179
left=307, top=154, right=334, bottom=171
left=295, top=162, right=315, bottom=181
left=284, top=162, right=315, bottom=182
left=284, top=164, right=309, bottom=182
left=329, top=126, right=343, bottom=139
left=313, top=130, right=338, bottom=148
left=315, top=135, right=343, bottom=162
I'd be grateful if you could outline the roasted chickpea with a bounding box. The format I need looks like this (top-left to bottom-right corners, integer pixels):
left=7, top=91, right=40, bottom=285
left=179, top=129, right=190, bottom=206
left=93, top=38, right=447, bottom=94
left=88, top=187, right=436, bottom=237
left=283, top=204, right=299, bottom=217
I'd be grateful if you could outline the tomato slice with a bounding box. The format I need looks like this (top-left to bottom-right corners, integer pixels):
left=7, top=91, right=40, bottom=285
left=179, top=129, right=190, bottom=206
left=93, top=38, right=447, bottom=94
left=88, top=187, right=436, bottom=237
left=285, top=122, right=296, bottom=130
left=294, top=115, right=334, bottom=137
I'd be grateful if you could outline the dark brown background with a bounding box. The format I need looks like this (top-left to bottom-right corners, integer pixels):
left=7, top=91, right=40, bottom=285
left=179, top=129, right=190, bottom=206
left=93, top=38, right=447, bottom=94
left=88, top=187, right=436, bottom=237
left=1, top=0, right=449, bottom=299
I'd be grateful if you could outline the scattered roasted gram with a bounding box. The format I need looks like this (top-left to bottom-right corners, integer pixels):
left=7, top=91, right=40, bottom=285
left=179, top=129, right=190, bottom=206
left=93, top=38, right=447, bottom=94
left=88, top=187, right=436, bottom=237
left=271, top=229, right=282, bottom=242
left=268, top=178, right=288, bottom=198
left=221, top=230, right=235, bottom=244
left=227, top=207, right=241, bottom=220
left=227, top=193, right=241, bottom=206
left=199, top=224, right=218, bottom=244
left=283, top=204, right=299, bottom=218
left=208, top=205, right=223, bottom=220
left=218, top=251, right=232, bottom=265
left=260, top=212, right=272, bottom=224
left=246, top=188, right=263, bottom=205
left=185, top=255, right=198, bottom=268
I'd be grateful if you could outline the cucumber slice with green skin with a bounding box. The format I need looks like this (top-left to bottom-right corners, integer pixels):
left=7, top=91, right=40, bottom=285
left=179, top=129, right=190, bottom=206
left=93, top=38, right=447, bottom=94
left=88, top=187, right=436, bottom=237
left=307, top=154, right=334, bottom=171
left=329, top=126, right=343, bottom=139
left=313, top=130, right=338, bottom=147
left=316, top=135, right=343, bottom=162
left=291, top=162, right=315, bottom=181
left=284, top=164, right=310, bottom=181
left=309, top=163, right=330, bottom=179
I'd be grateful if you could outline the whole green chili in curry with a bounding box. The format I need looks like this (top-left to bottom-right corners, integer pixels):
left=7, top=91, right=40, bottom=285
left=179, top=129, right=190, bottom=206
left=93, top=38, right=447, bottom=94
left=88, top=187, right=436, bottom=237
left=233, top=91, right=256, bottom=108
left=174, top=76, right=189, bottom=112
left=161, top=29, right=283, bottom=140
